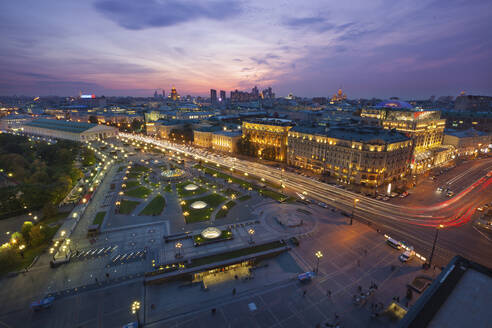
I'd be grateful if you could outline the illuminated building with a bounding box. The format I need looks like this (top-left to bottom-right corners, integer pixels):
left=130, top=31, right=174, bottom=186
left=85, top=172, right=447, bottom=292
left=193, top=126, right=218, bottom=148
left=242, top=118, right=295, bottom=161
left=0, top=114, right=34, bottom=131
left=212, top=131, right=241, bottom=153
left=219, top=90, right=226, bottom=102
left=443, top=128, right=491, bottom=157
left=330, top=88, right=347, bottom=104
left=287, top=126, right=412, bottom=188
left=169, top=87, right=180, bottom=101
left=22, top=119, right=118, bottom=141
left=361, top=100, right=448, bottom=172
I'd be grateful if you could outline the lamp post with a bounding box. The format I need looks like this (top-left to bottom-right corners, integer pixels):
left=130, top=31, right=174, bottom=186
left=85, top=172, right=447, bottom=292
left=315, top=251, right=323, bottom=273
left=131, top=300, right=141, bottom=327
left=248, top=228, right=255, bottom=244
left=350, top=198, right=359, bottom=225
left=175, top=242, right=182, bottom=258
left=427, top=224, right=444, bottom=269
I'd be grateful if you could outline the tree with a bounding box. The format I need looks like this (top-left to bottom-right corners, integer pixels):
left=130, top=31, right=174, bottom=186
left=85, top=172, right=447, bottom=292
left=29, top=225, right=47, bottom=247
left=42, top=203, right=58, bottom=219
left=10, top=232, right=25, bottom=248
left=131, top=119, right=143, bottom=132
left=21, top=221, right=34, bottom=245
left=89, top=115, right=98, bottom=124
left=0, top=245, right=19, bottom=267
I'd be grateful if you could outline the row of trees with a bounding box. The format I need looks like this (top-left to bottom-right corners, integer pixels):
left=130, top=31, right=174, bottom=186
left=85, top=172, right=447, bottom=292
left=236, top=135, right=278, bottom=161
left=0, top=134, right=83, bottom=217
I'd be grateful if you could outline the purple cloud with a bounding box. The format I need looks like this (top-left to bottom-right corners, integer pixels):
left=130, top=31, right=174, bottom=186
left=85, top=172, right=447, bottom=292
left=94, top=0, right=243, bottom=30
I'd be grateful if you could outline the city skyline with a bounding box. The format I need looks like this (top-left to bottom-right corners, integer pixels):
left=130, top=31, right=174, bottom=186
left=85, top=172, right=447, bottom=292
left=1, top=0, right=492, bottom=98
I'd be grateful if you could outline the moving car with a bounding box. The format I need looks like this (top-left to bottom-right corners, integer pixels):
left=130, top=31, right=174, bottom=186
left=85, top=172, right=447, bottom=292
left=446, top=191, right=454, bottom=197
left=399, top=191, right=409, bottom=198
left=436, top=187, right=443, bottom=193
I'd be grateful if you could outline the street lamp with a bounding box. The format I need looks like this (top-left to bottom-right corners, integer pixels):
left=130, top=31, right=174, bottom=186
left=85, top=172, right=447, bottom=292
left=315, top=251, right=323, bottom=273
left=248, top=228, right=255, bottom=244
left=350, top=199, right=359, bottom=225
left=427, top=224, right=444, bottom=269
left=175, top=242, right=182, bottom=258
left=131, top=300, right=141, bottom=327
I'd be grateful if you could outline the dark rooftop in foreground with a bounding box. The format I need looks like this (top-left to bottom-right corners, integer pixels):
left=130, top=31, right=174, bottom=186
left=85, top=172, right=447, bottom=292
left=399, top=255, right=492, bottom=328
left=444, top=128, right=490, bottom=138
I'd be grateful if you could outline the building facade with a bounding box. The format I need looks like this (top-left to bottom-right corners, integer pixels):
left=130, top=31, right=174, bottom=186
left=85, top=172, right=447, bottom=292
left=443, top=128, right=492, bottom=156
left=22, top=119, right=118, bottom=141
left=287, top=126, right=413, bottom=188
left=361, top=101, right=447, bottom=173
left=212, top=131, right=241, bottom=153
left=242, top=118, right=295, bottom=161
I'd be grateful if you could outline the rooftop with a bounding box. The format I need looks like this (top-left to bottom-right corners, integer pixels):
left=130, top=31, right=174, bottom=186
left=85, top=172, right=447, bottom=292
left=244, top=118, right=294, bottom=126
left=399, top=256, right=492, bottom=328
left=374, top=100, right=414, bottom=109
left=24, top=119, right=97, bottom=133
left=445, top=128, right=490, bottom=138
left=290, top=125, right=410, bottom=144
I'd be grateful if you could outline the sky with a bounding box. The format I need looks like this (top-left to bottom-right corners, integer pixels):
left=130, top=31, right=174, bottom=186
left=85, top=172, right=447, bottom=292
left=0, top=0, right=491, bottom=98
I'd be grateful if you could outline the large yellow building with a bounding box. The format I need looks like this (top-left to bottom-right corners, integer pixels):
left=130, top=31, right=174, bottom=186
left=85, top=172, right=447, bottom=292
left=287, top=126, right=413, bottom=188
left=242, top=118, right=295, bottom=161
left=361, top=101, right=448, bottom=172
left=212, top=131, right=241, bottom=153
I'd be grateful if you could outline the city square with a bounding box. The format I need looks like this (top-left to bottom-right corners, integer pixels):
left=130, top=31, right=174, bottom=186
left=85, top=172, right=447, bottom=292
left=1, top=1, right=492, bottom=327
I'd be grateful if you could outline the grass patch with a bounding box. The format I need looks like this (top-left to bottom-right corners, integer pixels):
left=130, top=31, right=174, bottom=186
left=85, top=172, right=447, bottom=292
left=93, top=211, right=106, bottom=225
left=181, top=193, right=227, bottom=224
left=259, top=189, right=287, bottom=202
left=176, top=181, right=208, bottom=198
left=41, top=211, right=70, bottom=225
left=118, top=200, right=140, bottom=214
left=196, top=165, right=254, bottom=190
left=216, top=201, right=237, bottom=219
left=189, top=241, right=285, bottom=268
left=124, top=186, right=151, bottom=198
left=125, top=180, right=140, bottom=189
left=139, top=195, right=166, bottom=216
left=117, top=166, right=125, bottom=172
left=238, top=195, right=251, bottom=202
left=164, top=184, right=172, bottom=193
left=193, top=230, right=233, bottom=246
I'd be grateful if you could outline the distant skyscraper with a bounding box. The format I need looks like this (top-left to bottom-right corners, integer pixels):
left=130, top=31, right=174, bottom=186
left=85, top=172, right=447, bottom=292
left=219, top=90, right=226, bottom=102
left=162, top=89, right=165, bottom=98
left=153, top=90, right=158, bottom=98
left=210, top=89, right=217, bottom=104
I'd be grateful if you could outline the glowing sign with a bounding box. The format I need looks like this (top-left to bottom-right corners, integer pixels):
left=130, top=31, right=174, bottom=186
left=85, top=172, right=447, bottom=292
left=81, top=94, right=96, bottom=99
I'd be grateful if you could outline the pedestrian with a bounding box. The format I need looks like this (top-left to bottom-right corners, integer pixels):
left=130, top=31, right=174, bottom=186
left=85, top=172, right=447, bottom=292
left=95, top=277, right=98, bottom=284
left=358, top=285, right=362, bottom=293
left=211, top=308, right=216, bottom=315
left=327, top=290, right=331, bottom=298
left=232, top=288, right=236, bottom=295
left=303, top=290, right=307, bottom=297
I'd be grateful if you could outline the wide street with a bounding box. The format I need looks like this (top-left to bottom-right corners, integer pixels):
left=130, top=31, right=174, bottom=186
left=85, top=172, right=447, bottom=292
left=124, top=133, right=492, bottom=268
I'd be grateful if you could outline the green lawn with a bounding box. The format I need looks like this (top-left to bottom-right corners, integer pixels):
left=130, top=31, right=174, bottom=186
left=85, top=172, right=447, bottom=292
left=119, top=200, right=140, bottom=214
left=216, top=200, right=237, bottom=219
left=259, top=189, right=288, bottom=202
left=176, top=181, right=208, bottom=197
left=181, top=193, right=227, bottom=224
left=193, top=230, right=233, bottom=246
left=125, top=180, right=140, bottom=189
left=139, top=195, right=166, bottom=216
left=238, top=195, right=252, bottom=202
left=124, top=186, right=151, bottom=198
left=164, top=184, right=172, bottom=193
left=93, top=211, right=106, bottom=225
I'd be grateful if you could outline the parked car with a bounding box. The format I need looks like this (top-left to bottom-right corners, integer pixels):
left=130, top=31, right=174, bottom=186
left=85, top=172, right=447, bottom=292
left=436, top=187, right=443, bottom=193
left=399, top=248, right=415, bottom=262
left=399, top=191, right=409, bottom=198
left=30, top=296, right=54, bottom=311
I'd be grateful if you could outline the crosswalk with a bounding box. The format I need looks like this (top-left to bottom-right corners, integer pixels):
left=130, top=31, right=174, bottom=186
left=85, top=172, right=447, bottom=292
left=70, top=245, right=117, bottom=261
left=109, top=248, right=147, bottom=266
